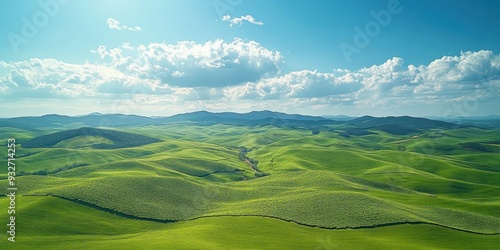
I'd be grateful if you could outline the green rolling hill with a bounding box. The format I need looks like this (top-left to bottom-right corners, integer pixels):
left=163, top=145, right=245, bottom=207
left=22, top=127, right=162, bottom=149
left=0, top=113, right=499, bottom=249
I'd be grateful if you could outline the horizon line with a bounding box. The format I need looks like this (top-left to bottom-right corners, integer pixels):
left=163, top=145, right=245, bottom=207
left=1, top=110, right=500, bottom=119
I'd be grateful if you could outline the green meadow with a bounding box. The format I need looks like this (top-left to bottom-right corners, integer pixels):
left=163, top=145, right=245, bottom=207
left=1, top=122, right=499, bottom=249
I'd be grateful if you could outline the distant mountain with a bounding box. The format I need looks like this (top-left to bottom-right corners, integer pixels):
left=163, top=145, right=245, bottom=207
left=245, top=110, right=327, bottom=121
left=0, top=111, right=483, bottom=131
left=0, top=113, right=157, bottom=129
left=348, top=115, right=468, bottom=130
left=163, top=110, right=328, bottom=122
left=427, top=116, right=500, bottom=129
left=159, top=110, right=339, bottom=128
left=78, top=113, right=157, bottom=127
left=0, top=110, right=330, bottom=129
left=0, top=120, right=41, bottom=131
left=369, top=124, right=420, bottom=135
left=6, top=114, right=73, bottom=128
left=427, top=115, right=500, bottom=121
left=322, top=115, right=357, bottom=121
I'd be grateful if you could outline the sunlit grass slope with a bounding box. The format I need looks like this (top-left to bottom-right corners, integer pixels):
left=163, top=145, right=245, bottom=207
left=1, top=196, right=499, bottom=250
left=0, top=123, right=499, bottom=249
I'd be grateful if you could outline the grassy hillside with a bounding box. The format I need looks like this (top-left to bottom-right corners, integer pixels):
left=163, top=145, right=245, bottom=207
left=0, top=123, right=499, bottom=248
left=1, top=196, right=500, bottom=249
left=22, top=127, right=162, bottom=149
left=53, top=135, right=114, bottom=148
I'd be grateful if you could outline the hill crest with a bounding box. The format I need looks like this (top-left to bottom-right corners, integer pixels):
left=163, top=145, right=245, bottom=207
left=0, top=111, right=484, bottom=130
left=348, top=115, right=469, bottom=130
left=22, top=127, right=162, bottom=149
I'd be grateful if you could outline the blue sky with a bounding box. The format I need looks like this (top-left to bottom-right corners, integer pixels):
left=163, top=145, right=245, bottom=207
left=0, top=0, right=499, bottom=117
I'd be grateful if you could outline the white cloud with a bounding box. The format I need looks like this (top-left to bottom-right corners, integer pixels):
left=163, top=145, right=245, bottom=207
left=121, top=42, right=134, bottom=50
left=251, top=70, right=362, bottom=99
left=1, top=47, right=499, bottom=116
left=106, top=18, right=142, bottom=31
left=221, top=51, right=499, bottom=108
left=93, top=38, right=283, bottom=87
left=0, top=58, right=171, bottom=99
left=222, top=15, right=264, bottom=27
left=353, top=51, right=500, bottom=107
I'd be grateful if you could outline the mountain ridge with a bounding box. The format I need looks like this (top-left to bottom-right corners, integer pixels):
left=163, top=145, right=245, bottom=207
left=348, top=115, right=469, bottom=130
left=0, top=110, right=486, bottom=130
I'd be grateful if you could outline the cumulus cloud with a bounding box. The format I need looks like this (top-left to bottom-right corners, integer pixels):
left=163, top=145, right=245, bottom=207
left=0, top=58, right=171, bottom=99
left=92, top=38, right=283, bottom=87
left=219, top=51, right=500, bottom=108
left=222, top=15, right=264, bottom=27
left=353, top=51, right=500, bottom=106
left=250, top=70, right=362, bottom=99
left=1, top=47, right=499, bottom=115
left=228, top=51, right=498, bottom=102
left=106, top=18, right=142, bottom=31
left=410, top=51, right=500, bottom=96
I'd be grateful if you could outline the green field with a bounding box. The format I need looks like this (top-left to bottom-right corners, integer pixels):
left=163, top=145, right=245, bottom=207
left=1, top=122, right=499, bottom=249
